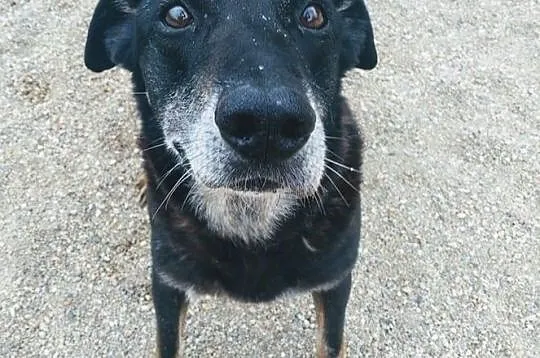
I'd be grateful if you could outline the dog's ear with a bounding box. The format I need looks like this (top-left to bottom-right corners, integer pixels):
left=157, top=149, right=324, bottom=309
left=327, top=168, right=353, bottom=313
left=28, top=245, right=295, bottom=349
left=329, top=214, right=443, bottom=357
left=338, top=0, right=377, bottom=70
left=84, top=0, right=136, bottom=72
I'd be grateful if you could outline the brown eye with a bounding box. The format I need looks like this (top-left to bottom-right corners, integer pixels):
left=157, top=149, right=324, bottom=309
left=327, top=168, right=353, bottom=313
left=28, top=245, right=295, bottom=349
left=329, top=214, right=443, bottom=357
left=300, top=4, right=326, bottom=29
left=164, top=5, right=193, bottom=29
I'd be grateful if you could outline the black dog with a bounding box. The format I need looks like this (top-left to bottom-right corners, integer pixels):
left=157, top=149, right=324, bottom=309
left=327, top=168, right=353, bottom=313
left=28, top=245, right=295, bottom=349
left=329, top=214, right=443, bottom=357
left=85, top=0, right=376, bottom=356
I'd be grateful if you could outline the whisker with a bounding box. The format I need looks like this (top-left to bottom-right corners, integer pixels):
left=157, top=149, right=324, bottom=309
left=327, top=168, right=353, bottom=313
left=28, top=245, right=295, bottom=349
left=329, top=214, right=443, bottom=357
left=298, top=195, right=307, bottom=210
left=312, top=189, right=326, bottom=215
left=325, top=164, right=359, bottom=194
left=142, top=142, right=167, bottom=152
left=326, top=148, right=345, bottom=162
left=156, top=162, right=183, bottom=189
left=143, top=136, right=166, bottom=146
left=151, top=169, right=193, bottom=221
left=165, top=170, right=193, bottom=210
left=325, top=158, right=361, bottom=173
left=324, top=135, right=357, bottom=141
left=324, top=173, right=349, bottom=207
left=181, top=183, right=198, bottom=212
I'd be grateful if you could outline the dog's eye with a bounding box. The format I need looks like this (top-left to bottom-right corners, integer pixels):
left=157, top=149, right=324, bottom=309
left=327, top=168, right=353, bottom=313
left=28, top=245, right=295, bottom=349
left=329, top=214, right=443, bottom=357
left=299, top=4, right=326, bottom=30
left=164, top=5, right=193, bottom=29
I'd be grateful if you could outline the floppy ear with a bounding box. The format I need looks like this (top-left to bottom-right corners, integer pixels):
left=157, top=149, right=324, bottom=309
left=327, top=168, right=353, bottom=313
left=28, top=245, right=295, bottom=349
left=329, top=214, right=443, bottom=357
left=338, top=0, right=378, bottom=70
left=84, top=0, right=136, bottom=72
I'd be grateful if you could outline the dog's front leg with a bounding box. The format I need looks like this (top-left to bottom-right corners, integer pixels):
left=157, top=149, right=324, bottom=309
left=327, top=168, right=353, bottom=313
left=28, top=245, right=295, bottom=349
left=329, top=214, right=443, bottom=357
left=312, top=273, right=352, bottom=358
left=152, top=271, right=189, bottom=358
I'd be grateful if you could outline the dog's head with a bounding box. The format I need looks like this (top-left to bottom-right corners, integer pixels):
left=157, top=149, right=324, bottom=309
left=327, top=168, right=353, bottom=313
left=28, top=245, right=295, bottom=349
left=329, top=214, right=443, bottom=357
left=85, top=0, right=376, bottom=198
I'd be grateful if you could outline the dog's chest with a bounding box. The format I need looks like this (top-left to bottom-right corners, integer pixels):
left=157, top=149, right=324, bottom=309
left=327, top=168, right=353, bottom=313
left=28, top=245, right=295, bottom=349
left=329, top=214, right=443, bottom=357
left=160, top=232, right=357, bottom=302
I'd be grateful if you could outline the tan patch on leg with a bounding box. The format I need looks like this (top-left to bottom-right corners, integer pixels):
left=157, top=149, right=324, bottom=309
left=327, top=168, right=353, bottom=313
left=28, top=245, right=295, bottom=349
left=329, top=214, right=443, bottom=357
left=136, top=172, right=148, bottom=207
left=313, top=293, right=347, bottom=358
left=338, top=335, right=347, bottom=358
left=313, top=292, right=327, bottom=358
left=177, top=302, right=189, bottom=357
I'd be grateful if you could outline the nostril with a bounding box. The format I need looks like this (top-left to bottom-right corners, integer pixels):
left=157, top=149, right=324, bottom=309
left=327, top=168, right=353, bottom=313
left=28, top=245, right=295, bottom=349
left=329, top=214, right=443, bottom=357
left=280, top=116, right=313, bottom=140
left=226, top=113, right=261, bottom=140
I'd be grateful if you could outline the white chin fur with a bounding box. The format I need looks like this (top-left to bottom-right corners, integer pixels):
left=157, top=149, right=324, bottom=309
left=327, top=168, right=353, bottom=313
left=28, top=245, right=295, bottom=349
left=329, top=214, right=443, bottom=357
left=189, top=183, right=298, bottom=244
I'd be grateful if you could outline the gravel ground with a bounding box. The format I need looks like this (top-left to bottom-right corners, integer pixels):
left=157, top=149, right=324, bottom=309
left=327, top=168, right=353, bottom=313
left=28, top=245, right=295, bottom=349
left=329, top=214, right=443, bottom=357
left=1, top=0, right=538, bottom=357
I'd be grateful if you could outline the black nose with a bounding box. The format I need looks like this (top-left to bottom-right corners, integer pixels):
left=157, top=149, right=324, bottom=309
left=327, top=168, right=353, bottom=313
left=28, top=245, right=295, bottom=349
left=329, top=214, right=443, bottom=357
left=215, top=86, right=316, bottom=161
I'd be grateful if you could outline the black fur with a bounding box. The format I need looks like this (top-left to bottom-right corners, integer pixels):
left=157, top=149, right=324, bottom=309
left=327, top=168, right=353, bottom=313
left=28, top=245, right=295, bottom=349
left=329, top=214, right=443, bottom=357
left=85, top=0, right=376, bottom=356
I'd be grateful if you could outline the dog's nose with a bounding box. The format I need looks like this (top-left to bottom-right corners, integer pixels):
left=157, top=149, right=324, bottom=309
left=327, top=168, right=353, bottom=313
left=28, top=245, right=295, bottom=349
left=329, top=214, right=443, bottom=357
left=215, top=86, right=316, bottom=161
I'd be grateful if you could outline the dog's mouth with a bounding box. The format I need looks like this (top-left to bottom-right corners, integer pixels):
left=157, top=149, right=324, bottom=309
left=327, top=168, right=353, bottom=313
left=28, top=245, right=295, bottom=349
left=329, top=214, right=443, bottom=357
left=199, top=176, right=285, bottom=193
left=172, top=142, right=283, bottom=192
left=226, top=177, right=282, bottom=192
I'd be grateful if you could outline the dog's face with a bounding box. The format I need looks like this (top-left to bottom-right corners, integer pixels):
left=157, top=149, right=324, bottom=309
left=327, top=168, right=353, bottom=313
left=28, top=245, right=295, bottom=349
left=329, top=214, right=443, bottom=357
left=147, top=1, right=331, bottom=196
left=85, top=0, right=376, bottom=196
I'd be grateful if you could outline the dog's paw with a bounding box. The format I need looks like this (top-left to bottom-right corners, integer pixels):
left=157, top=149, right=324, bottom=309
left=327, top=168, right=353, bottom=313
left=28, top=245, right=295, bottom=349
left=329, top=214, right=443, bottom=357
left=136, top=173, right=148, bottom=208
